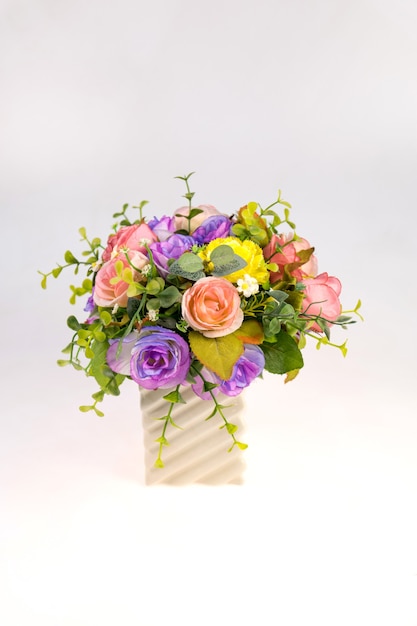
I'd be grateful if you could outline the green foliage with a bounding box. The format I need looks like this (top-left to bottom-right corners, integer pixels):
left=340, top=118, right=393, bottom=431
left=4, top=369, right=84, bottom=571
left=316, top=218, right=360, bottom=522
left=169, top=252, right=205, bottom=281
left=261, top=332, right=304, bottom=375
left=189, top=332, right=244, bottom=380
left=210, top=244, right=247, bottom=277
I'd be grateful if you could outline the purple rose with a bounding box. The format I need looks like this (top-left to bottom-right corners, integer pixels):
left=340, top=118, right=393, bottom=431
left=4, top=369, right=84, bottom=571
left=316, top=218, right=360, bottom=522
left=107, top=332, right=139, bottom=375
left=130, top=326, right=190, bottom=390
left=219, top=344, right=265, bottom=396
left=147, top=215, right=176, bottom=241
left=192, top=344, right=265, bottom=399
left=190, top=366, right=220, bottom=400
left=150, top=234, right=195, bottom=278
left=192, top=215, right=232, bottom=244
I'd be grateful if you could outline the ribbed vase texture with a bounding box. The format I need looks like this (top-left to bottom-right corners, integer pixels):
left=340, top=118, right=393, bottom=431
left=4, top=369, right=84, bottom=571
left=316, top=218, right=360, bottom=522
left=140, top=385, right=246, bottom=485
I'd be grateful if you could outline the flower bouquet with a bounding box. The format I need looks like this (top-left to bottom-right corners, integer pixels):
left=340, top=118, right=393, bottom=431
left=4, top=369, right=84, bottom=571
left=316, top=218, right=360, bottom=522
left=40, top=173, right=361, bottom=471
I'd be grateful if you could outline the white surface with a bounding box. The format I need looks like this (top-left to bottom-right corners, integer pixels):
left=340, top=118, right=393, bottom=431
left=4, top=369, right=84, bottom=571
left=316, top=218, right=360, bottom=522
left=1, top=0, right=417, bottom=624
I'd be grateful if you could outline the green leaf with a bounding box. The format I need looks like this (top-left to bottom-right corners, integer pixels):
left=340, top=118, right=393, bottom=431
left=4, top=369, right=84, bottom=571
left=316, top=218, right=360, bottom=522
left=89, top=340, right=113, bottom=387
left=154, top=458, right=165, bottom=468
left=210, top=245, right=247, bottom=276
left=284, top=369, right=300, bottom=383
left=261, top=332, right=304, bottom=375
left=203, top=381, right=218, bottom=392
left=146, top=278, right=164, bottom=295
left=155, top=436, right=169, bottom=446
left=233, top=320, right=264, bottom=345
left=40, top=274, right=47, bottom=289
left=163, top=389, right=186, bottom=404
left=57, top=359, right=70, bottom=367
left=67, top=315, right=81, bottom=331
left=52, top=266, right=63, bottom=278
left=64, top=250, right=78, bottom=264
left=268, top=290, right=289, bottom=303
left=100, top=311, right=112, bottom=325
left=189, top=332, right=244, bottom=380
left=225, top=422, right=238, bottom=434
left=78, top=227, right=87, bottom=238
left=169, top=252, right=204, bottom=281
left=169, top=254, right=205, bottom=281
left=79, top=405, right=93, bottom=412
left=187, top=207, right=202, bottom=218
left=158, top=286, right=182, bottom=308
left=127, top=297, right=141, bottom=319
left=93, top=330, right=107, bottom=342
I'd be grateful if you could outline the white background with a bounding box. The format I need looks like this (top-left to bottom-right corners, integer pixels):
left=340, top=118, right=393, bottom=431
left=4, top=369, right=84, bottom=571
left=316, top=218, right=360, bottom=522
left=1, top=0, right=417, bottom=624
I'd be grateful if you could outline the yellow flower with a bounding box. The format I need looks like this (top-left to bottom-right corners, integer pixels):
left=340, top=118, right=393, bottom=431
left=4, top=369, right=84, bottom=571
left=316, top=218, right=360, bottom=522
left=200, top=237, right=270, bottom=285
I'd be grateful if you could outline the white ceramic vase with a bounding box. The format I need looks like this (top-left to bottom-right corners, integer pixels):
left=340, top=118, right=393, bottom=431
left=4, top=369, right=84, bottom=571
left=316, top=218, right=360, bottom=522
left=140, top=385, right=246, bottom=485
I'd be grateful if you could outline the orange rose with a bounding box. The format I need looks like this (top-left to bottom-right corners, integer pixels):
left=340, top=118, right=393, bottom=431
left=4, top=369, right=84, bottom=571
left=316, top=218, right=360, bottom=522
left=181, top=277, right=243, bottom=338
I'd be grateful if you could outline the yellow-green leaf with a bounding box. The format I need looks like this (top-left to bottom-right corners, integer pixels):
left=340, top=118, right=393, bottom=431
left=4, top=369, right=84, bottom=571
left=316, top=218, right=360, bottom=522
left=233, top=320, right=264, bottom=345
left=189, top=331, right=243, bottom=380
left=284, top=369, right=299, bottom=383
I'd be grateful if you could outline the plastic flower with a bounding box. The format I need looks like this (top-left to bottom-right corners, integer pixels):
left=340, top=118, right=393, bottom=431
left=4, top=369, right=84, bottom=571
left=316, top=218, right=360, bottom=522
left=192, top=215, right=232, bottom=244
left=201, top=237, right=269, bottom=285
left=263, top=233, right=318, bottom=283
left=237, top=274, right=259, bottom=297
left=107, top=332, right=139, bottom=375
left=147, top=215, right=175, bottom=241
left=150, top=234, right=195, bottom=278
left=93, top=250, right=149, bottom=308
left=130, top=327, right=191, bottom=390
left=192, top=344, right=265, bottom=398
left=301, top=272, right=342, bottom=331
left=102, top=223, right=157, bottom=262
left=219, top=344, right=265, bottom=396
left=174, top=204, right=222, bottom=233
left=181, top=276, right=244, bottom=338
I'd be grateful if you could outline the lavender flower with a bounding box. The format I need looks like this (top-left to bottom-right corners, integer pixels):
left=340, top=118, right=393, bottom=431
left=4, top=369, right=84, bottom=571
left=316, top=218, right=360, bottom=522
left=219, top=344, right=265, bottom=396
left=192, top=215, right=232, bottom=244
left=130, top=326, right=190, bottom=389
left=106, top=332, right=139, bottom=375
left=147, top=215, right=176, bottom=241
left=192, top=344, right=265, bottom=399
left=150, top=234, right=195, bottom=277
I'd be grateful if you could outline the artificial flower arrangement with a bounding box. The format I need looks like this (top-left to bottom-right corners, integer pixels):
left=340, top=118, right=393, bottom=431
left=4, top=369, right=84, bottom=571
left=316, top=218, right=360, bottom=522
left=40, top=174, right=361, bottom=467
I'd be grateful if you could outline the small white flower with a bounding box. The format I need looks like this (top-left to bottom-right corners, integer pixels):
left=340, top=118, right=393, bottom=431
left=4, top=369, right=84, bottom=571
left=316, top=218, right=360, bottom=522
left=91, top=261, right=102, bottom=272
left=148, top=309, right=159, bottom=321
left=140, top=238, right=152, bottom=246
left=110, top=245, right=120, bottom=259
left=141, top=264, right=152, bottom=276
left=112, top=303, right=120, bottom=314
left=237, top=274, right=259, bottom=298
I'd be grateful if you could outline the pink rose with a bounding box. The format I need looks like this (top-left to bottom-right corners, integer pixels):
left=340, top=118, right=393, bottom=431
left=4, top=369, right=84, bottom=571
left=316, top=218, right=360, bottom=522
left=174, top=204, right=223, bottom=234
left=181, top=276, right=244, bottom=338
left=263, top=233, right=318, bottom=283
left=301, top=272, right=342, bottom=332
left=94, top=250, right=149, bottom=308
left=102, top=223, right=157, bottom=262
